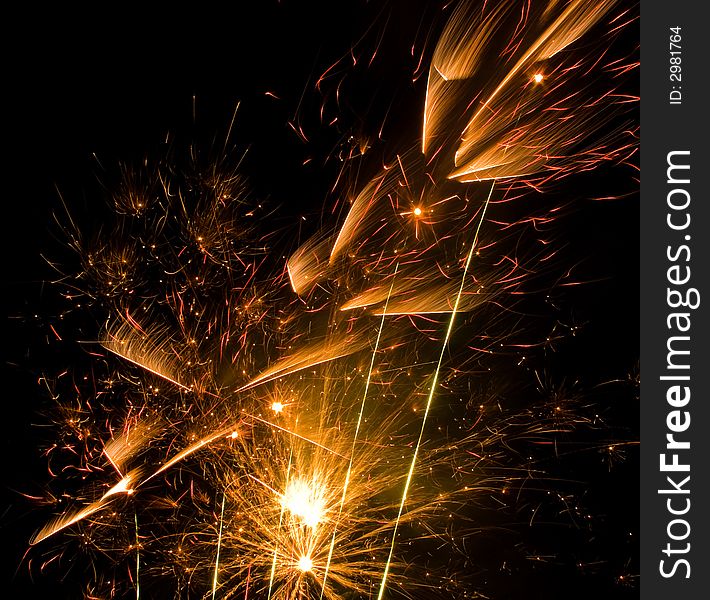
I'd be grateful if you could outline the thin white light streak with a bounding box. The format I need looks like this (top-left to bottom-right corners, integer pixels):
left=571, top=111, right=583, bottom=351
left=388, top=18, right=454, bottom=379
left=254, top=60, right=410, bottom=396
left=320, top=263, right=400, bottom=596
left=211, top=491, right=227, bottom=600
left=377, top=182, right=494, bottom=599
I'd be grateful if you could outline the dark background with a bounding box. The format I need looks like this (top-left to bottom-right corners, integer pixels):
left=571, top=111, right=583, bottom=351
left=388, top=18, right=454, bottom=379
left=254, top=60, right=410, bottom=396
left=1, top=2, right=638, bottom=598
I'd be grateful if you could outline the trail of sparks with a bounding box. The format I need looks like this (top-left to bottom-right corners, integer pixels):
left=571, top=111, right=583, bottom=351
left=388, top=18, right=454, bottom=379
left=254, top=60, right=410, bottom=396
left=320, top=263, right=400, bottom=597
left=145, top=414, right=342, bottom=484
left=211, top=491, right=227, bottom=600
left=246, top=414, right=346, bottom=459
left=377, top=182, right=494, bottom=600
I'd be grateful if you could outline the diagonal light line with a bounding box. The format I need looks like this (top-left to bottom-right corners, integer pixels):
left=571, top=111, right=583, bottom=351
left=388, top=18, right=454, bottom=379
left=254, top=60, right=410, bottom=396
left=211, top=491, right=227, bottom=600
left=377, top=182, right=494, bottom=599
left=320, top=263, right=400, bottom=597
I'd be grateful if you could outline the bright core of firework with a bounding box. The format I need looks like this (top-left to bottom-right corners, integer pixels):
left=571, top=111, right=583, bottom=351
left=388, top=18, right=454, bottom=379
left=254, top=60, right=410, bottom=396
left=281, top=477, right=327, bottom=528
left=298, top=555, right=314, bottom=573
left=533, top=72, right=544, bottom=83
left=272, top=401, right=285, bottom=413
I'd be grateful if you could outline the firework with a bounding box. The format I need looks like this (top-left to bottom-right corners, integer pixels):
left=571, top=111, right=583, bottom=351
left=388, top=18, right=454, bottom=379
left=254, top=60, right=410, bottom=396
left=25, top=1, right=637, bottom=598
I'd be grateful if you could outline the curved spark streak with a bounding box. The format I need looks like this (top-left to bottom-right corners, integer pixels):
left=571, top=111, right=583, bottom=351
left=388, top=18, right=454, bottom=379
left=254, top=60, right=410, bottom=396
left=30, top=469, right=142, bottom=545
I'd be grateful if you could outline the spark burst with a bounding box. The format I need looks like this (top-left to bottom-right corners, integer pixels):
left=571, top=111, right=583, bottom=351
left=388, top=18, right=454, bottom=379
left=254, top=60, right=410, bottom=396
left=25, top=1, right=638, bottom=598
